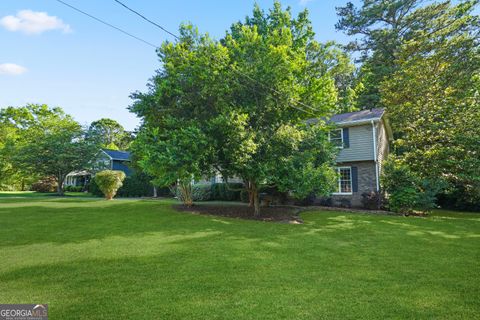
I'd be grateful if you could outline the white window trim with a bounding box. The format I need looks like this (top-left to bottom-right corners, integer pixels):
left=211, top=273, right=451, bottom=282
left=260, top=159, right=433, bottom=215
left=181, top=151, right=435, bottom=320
left=332, top=166, right=353, bottom=195
left=329, top=128, right=344, bottom=149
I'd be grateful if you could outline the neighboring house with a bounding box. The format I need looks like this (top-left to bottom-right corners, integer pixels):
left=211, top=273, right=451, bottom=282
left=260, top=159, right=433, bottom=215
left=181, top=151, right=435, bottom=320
left=98, top=149, right=132, bottom=176
left=324, top=108, right=393, bottom=207
left=64, top=149, right=132, bottom=187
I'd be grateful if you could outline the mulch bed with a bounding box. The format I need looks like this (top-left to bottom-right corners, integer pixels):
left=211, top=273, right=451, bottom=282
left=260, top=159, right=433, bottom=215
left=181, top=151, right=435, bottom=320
left=301, top=206, right=401, bottom=216
left=174, top=204, right=304, bottom=224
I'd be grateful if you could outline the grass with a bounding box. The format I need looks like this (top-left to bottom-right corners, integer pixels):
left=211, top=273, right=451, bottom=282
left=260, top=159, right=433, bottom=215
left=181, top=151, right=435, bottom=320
left=0, top=191, right=93, bottom=198
left=0, top=195, right=478, bottom=319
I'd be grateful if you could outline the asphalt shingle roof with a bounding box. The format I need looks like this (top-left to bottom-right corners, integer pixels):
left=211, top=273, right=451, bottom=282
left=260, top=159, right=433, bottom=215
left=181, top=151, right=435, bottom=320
left=306, top=108, right=385, bottom=126
left=102, top=149, right=131, bottom=161
left=330, top=108, right=385, bottom=124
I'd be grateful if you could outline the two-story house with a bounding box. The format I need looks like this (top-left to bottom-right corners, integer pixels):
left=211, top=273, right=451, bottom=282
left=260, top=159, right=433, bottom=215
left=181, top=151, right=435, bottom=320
left=326, top=108, right=393, bottom=207
left=199, top=108, right=392, bottom=207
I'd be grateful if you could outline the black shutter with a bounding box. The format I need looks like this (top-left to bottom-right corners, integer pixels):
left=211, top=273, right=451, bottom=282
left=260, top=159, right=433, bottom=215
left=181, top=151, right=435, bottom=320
left=343, top=128, right=350, bottom=148
left=351, top=166, right=358, bottom=193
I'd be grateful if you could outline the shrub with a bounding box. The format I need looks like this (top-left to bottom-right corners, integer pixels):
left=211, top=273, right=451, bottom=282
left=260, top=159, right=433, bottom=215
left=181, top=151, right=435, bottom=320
left=382, top=158, right=443, bottom=214
left=88, top=171, right=170, bottom=198
left=294, top=192, right=316, bottom=206
left=259, top=186, right=288, bottom=205
left=192, top=184, right=212, bottom=201
left=117, top=172, right=154, bottom=197
left=31, top=176, right=57, bottom=193
left=94, top=170, right=126, bottom=200
left=361, top=192, right=383, bottom=210
left=64, top=185, right=83, bottom=192
left=318, top=197, right=333, bottom=207
left=210, top=183, right=243, bottom=201
left=173, top=184, right=211, bottom=202
left=87, top=179, right=103, bottom=197
left=337, top=198, right=352, bottom=208
left=436, top=181, right=480, bottom=212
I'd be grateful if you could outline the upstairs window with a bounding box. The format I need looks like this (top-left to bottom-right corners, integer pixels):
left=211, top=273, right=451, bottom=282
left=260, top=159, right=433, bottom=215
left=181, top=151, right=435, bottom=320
left=329, top=129, right=344, bottom=148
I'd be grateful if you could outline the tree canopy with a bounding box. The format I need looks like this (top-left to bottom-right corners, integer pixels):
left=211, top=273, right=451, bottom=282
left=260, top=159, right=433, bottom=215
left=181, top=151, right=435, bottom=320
left=87, top=118, right=132, bottom=150
left=0, top=104, right=98, bottom=194
left=130, top=2, right=340, bottom=215
left=381, top=0, right=480, bottom=207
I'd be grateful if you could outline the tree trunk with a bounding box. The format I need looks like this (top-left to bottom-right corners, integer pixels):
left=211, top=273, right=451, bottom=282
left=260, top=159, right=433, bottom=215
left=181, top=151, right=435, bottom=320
left=56, top=174, right=65, bottom=196
left=252, top=188, right=260, bottom=217
left=153, top=186, right=158, bottom=198
left=179, top=181, right=193, bottom=207
left=244, top=179, right=254, bottom=207
left=249, top=180, right=260, bottom=217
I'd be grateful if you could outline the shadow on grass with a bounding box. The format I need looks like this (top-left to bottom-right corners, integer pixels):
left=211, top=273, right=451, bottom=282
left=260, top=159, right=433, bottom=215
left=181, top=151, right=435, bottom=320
left=0, top=198, right=300, bottom=248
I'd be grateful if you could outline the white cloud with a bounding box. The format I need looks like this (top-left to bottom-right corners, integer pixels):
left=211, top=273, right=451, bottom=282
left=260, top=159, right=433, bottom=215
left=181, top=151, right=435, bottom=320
left=0, top=10, right=71, bottom=35
left=299, top=0, right=314, bottom=5
left=0, top=63, right=28, bottom=75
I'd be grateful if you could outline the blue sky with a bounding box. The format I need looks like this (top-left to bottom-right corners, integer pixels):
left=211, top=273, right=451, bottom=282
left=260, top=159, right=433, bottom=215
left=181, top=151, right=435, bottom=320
left=1, top=0, right=360, bottom=130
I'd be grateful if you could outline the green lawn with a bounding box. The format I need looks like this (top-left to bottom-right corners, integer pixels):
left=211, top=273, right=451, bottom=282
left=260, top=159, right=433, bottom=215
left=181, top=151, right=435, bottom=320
left=0, top=196, right=479, bottom=319
left=0, top=191, right=93, bottom=198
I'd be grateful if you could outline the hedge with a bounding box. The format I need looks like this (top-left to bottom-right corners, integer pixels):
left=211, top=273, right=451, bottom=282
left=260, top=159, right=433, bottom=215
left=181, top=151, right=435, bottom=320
left=88, top=171, right=169, bottom=198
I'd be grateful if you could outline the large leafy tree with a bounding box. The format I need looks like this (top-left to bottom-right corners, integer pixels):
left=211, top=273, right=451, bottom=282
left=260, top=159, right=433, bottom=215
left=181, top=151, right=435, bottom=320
left=131, top=2, right=339, bottom=215
left=2, top=104, right=98, bottom=195
left=336, top=0, right=440, bottom=108
left=0, top=107, right=39, bottom=190
left=87, top=118, right=131, bottom=150
left=130, top=24, right=227, bottom=206
left=381, top=1, right=480, bottom=207
left=218, top=2, right=338, bottom=215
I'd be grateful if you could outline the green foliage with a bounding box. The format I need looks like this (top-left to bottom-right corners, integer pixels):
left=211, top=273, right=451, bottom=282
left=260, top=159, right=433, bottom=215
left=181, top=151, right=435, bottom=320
left=382, top=158, right=444, bottom=214
left=64, top=185, right=84, bottom=192
left=210, top=183, right=243, bottom=201
left=94, top=170, right=126, bottom=200
left=0, top=104, right=98, bottom=195
left=1, top=197, right=479, bottom=318
left=116, top=172, right=167, bottom=198
left=87, top=118, right=132, bottom=150
left=30, top=176, right=58, bottom=193
left=361, top=192, right=383, bottom=210
left=0, top=106, right=40, bottom=190
left=381, top=0, right=480, bottom=208
left=192, top=184, right=212, bottom=202
left=338, top=0, right=480, bottom=208
left=336, top=0, right=424, bottom=108
left=130, top=2, right=339, bottom=214
left=87, top=179, right=103, bottom=197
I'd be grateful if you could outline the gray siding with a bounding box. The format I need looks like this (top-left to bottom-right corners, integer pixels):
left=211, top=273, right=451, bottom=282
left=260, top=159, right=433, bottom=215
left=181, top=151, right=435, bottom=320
left=376, top=120, right=390, bottom=176
left=336, top=124, right=374, bottom=162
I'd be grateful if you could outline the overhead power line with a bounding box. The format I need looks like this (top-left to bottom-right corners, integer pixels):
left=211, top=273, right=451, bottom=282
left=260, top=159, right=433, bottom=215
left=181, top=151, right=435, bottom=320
left=111, top=0, right=323, bottom=116
left=112, top=0, right=180, bottom=41
left=54, top=0, right=158, bottom=48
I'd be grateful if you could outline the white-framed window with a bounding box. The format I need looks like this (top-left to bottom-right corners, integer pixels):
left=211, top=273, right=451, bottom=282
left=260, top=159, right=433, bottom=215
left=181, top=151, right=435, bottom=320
left=333, top=167, right=352, bottom=194
left=329, top=128, right=344, bottom=148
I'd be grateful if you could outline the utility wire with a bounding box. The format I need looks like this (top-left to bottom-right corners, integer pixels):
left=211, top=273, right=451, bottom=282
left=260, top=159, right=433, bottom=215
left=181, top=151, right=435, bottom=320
left=113, top=0, right=180, bottom=41
left=111, top=0, right=322, bottom=116
left=54, top=0, right=158, bottom=49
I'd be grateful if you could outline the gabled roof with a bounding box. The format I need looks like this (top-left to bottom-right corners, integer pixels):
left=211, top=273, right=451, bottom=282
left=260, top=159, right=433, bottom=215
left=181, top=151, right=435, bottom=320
left=102, top=149, right=131, bottom=161
left=330, top=108, right=385, bottom=125
left=307, top=108, right=393, bottom=140
left=306, top=108, right=386, bottom=126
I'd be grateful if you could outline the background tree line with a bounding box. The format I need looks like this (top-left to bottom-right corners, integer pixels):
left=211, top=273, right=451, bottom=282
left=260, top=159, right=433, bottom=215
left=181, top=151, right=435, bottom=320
left=0, top=104, right=133, bottom=194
